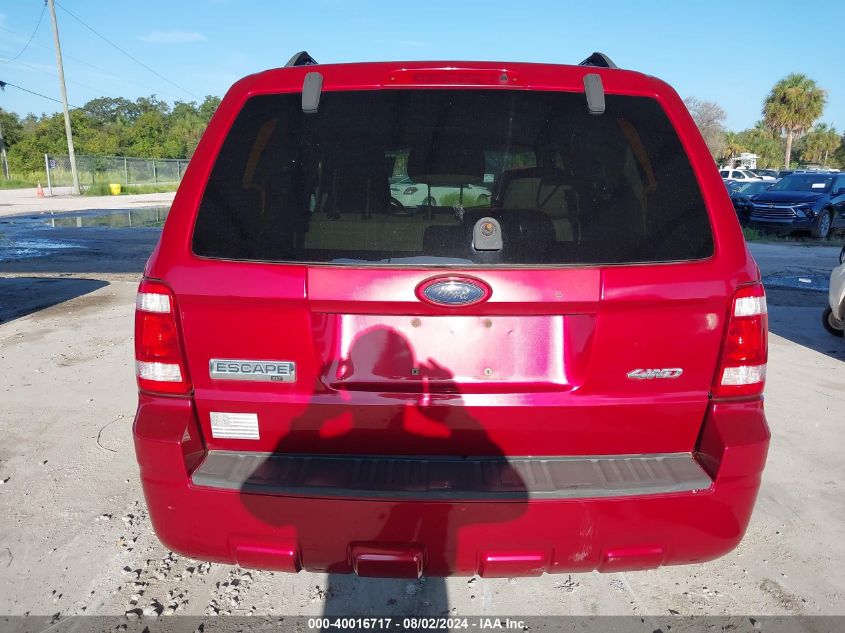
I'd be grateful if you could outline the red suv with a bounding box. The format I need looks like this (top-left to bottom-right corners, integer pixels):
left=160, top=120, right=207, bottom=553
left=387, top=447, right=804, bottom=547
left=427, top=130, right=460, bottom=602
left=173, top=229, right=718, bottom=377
left=133, top=52, right=770, bottom=578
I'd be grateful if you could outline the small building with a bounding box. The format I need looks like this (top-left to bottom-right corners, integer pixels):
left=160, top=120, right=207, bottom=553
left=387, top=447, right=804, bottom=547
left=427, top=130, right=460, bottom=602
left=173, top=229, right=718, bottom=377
left=723, top=152, right=758, bottom=170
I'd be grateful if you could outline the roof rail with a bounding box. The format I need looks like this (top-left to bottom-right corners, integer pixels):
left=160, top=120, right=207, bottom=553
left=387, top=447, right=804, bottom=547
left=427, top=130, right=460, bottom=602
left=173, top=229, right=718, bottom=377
left=579, top=52, right=617, bottom=69
left=286, top=51, right=318, bottom=67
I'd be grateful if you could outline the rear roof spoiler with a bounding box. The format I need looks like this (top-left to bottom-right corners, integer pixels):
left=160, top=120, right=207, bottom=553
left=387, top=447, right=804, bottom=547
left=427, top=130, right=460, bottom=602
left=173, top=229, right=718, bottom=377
left=286, top=51, right=318, bottom=67
left=579, top=52, right=618, bottom=69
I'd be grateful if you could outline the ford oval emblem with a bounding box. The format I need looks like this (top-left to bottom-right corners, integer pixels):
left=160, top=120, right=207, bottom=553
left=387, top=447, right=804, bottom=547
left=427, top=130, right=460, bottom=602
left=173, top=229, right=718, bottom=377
left=416, top=276, right=491, bottom=307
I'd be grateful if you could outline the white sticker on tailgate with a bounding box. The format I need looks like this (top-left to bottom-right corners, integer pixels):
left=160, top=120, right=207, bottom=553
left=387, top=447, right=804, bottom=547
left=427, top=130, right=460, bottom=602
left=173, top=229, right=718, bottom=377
left=210, top=412, right=259, bottom=440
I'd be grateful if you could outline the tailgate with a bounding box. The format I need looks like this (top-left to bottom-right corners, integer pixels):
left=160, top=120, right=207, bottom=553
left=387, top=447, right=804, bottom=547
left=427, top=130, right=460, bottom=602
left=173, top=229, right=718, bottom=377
left=173, top=261, right=727, bottom=457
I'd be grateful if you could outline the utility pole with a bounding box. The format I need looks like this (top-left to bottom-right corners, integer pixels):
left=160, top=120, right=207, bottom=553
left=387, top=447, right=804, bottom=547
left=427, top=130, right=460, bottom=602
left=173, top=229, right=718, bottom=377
left=47, top=0, right=80, bottom=194
left=0, top=119, right=9, bottom=180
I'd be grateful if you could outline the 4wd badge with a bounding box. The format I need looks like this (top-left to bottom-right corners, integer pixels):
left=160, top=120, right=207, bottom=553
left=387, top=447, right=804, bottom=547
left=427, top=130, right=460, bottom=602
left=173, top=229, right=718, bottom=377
left=627, top=368, right=683, bottom=380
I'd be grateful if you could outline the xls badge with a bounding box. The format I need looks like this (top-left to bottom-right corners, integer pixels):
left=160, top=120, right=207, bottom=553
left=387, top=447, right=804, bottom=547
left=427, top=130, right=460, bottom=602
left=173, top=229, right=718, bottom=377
left=209, top=359, right=296, bottom=382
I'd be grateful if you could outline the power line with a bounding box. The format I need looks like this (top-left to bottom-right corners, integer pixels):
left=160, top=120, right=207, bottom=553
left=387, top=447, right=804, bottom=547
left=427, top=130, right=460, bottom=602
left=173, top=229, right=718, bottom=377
left=0, top=77, right=197, bottom=116
left=7, top=59, right=106, bottom=93
left=0, top=78, right=82, bottom=109
left=0, top=24, right=175, bottom=98
left=54, top=1, right=200, bottom=100
left=0, top=1, right=48, bottom=65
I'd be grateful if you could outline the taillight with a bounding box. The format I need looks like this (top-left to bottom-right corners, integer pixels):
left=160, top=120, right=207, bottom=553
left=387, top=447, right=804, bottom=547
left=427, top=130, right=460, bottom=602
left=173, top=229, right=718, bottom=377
left=712, top=283, right=767, bottom=399
left=134, top=279, right=191, bottom=395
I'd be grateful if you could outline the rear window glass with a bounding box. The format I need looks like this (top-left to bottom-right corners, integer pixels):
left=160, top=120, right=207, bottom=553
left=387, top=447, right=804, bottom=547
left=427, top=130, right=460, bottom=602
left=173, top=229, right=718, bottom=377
left=192, top=90, right=713, bottom=265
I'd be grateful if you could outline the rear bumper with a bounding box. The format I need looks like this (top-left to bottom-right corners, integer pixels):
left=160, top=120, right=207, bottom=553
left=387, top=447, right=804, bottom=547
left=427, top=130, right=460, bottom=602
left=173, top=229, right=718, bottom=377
left=133, top=396, right=769, bottom=577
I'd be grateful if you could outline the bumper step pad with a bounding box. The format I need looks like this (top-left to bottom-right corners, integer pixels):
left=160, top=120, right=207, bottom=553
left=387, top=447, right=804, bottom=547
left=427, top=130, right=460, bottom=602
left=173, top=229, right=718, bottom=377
left=192, top=451, right=711, bottom=500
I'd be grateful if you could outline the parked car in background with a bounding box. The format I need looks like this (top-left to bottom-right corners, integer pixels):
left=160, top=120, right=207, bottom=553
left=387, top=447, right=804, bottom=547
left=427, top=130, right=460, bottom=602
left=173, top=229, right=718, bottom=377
left=390, top=176, right=491, bottom=208
left=730, top=180, right=773, bottom=225
left=719, top=169, right=761, bottom=183
left=823, top=246, right=845, bottom=336
left=749, top=169, right=778, bottom=181
left=747, top=171, right=845, bottom=238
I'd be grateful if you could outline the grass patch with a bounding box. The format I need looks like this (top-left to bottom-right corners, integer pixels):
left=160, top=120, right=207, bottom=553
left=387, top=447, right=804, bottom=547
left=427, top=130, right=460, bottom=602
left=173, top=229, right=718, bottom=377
left=743, top=225, right=843, bottom=246
left=742, top=227, right=764, bottom=242
left=0, top=173, right=42, bottom=189
left=439, top=191, right=489, bottom=207
left=0, top=178, right=38, bottom=189
left=82, top=183, right=178, bottom=196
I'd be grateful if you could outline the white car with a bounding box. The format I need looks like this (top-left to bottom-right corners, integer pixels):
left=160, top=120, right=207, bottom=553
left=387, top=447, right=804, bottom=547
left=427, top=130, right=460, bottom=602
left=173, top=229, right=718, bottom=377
left=823, top=246, right=845, bottom=337
left=390, top=177, right=491, bottom=208
left=749, top=169, right=779, bottom=181
left=719, top=169, right=764, bottom=183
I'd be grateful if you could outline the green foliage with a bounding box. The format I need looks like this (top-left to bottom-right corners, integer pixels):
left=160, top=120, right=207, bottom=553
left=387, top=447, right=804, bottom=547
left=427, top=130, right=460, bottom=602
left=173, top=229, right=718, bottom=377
left=834, top=134, right=845, bottom=168
left=742, top=226, right=763, bottom=242
left=0, top=174, right=41, bottom=189
left=0, top=108, right=25, bottom=146
left=82, top=182, right=178, bottom=196
left=800, top=123, right=840, bottom=166
left=439, top=190, right=488, bottom=207
left=720, top=131, right=746, bottom=164
left=2, top=95, right=220, bottom=175
left=734, top=123, right=783, bottom=168
left=763, top=74, right=827, bottom=167
left=763, top=73, right=827, bottom=135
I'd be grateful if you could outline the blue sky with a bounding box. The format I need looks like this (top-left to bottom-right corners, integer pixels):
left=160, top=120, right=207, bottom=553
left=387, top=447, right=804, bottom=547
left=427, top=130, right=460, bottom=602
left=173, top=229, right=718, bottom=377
left=1, top=0, right=843, bottom=132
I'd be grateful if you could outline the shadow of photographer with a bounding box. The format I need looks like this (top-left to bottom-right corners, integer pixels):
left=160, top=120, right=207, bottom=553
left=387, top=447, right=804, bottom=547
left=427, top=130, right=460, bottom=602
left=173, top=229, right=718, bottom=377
left=238, top=325, right=529, bottom=618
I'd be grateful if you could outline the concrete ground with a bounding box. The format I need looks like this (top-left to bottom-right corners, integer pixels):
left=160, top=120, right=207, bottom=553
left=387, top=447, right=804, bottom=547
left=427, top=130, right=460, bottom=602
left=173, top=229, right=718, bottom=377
left=0, top=210, right=843, bottom=618
left=0, top=187, right=175, bottom=218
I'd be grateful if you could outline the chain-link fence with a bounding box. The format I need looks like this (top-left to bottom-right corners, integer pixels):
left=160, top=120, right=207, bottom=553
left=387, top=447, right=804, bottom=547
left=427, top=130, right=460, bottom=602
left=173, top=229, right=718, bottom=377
left=44, top=154, right=189, bottom=193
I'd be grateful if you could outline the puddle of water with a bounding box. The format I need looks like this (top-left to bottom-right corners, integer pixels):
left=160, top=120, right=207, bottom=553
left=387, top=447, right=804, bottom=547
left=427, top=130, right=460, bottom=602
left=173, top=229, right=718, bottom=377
left=763, top=273, right=829, bottom=292
left=0, top=206, right=169, bottom=262
left=41, top=207, right=170, bottom=229
left=0, top=238, right=82, bottom=261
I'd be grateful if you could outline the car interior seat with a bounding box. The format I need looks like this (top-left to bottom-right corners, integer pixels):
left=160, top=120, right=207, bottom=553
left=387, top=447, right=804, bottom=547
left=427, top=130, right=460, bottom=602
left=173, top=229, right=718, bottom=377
left=495, top=166, right=580, bottom=242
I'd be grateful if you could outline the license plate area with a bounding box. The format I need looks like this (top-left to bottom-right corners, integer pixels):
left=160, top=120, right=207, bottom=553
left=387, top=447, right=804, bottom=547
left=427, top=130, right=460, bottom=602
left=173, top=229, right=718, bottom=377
left=317, top=314, right=566, bottom=392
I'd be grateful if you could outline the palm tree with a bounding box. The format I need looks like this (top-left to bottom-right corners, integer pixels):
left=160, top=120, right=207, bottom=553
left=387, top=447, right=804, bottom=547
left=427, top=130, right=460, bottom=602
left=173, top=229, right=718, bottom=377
left=753, top=120, right=777, bottom=139
left=763, top=74, right=827, bottom=168
left=799, top=123, right=840, bottom=166
left=818, top=123, right=840, bottom=166
left=720, top=131, right=746, bottom=166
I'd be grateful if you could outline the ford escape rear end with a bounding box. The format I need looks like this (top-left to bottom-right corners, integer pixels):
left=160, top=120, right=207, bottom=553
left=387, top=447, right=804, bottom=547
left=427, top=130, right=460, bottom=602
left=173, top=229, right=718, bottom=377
left=133, top=52, right=770, bottom=577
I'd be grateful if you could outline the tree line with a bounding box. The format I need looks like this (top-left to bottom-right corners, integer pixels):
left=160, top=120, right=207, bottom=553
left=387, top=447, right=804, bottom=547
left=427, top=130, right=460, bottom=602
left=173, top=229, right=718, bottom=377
left=686, top=73, right=845, bottom=169
left=2, top=73, right=844, bottom=177
left=0, top=94, right=221, bottom=174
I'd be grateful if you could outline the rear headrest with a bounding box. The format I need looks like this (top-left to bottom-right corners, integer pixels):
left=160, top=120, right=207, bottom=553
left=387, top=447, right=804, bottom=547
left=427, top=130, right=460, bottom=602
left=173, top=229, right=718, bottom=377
left=407, top=133, right=485, bottom=187
left=323, top=137, right=391, bottom=214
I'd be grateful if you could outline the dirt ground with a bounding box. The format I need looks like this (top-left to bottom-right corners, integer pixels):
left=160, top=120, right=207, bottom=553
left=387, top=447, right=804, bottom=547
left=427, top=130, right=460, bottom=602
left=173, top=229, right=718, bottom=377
left=0, top=212, right=843, bottom=619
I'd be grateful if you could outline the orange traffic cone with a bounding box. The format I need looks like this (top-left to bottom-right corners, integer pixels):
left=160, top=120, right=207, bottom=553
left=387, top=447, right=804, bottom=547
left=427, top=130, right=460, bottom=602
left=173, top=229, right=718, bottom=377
left=37, top=183, right=45, bottom=198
